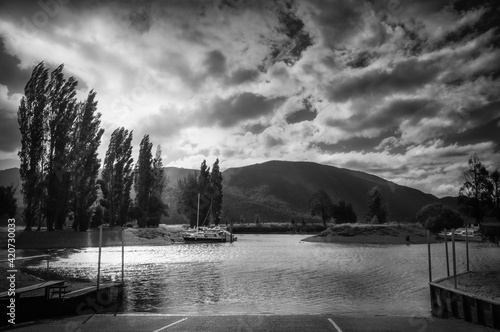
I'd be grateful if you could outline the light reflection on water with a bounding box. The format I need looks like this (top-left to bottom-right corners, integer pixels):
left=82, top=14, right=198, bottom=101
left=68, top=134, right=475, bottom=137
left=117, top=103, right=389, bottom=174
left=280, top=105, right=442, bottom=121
left=27, top=234, right=500, bottom=316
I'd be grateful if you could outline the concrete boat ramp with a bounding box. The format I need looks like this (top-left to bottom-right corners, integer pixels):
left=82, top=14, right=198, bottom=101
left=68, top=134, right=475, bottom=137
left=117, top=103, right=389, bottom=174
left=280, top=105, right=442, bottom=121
left=6, top=313, right=498, bottom=332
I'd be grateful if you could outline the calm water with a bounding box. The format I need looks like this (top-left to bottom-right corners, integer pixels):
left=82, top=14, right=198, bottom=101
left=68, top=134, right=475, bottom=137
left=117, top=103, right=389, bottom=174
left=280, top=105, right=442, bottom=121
left=24, top=235, right=500, bottom=317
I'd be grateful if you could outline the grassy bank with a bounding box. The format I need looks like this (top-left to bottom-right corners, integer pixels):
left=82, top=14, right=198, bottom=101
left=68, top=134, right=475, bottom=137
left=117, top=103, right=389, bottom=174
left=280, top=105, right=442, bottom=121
left=302, top=222, right=440, bottom=244
left=1, top=224, right=186, bottom=249
left=227, top=222, right=327, bottom=234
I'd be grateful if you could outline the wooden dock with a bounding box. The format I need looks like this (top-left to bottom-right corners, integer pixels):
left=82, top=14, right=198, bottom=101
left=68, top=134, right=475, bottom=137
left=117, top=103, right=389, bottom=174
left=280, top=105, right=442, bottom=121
left=1, top=281, right=123, bottom=325
left=430, top=272, right=500, bottom=330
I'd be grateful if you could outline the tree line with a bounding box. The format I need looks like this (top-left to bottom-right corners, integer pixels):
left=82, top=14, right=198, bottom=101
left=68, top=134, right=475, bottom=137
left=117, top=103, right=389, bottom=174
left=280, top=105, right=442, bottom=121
left=308, top=186, right=388, bottom=225
left=175, top=159, right=223, bottom=228
left=309, top=154, right=500, bottom=227
left=16, top=62, right=169, bottom=231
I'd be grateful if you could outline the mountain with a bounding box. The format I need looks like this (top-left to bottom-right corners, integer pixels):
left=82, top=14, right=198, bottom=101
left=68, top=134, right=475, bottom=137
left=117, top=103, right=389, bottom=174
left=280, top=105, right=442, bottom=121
left=0, top=161, right=456, bottom=224
left=221, top=160, right=441, bottom=223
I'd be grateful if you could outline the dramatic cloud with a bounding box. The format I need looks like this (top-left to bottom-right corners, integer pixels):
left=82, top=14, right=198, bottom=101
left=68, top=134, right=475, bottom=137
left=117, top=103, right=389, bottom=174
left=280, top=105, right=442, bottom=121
left=0, top=0, right=499, bottom=198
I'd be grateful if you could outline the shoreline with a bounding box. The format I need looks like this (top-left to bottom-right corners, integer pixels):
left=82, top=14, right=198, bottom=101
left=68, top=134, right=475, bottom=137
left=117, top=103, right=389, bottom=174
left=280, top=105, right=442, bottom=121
left=301, top=223, right=442, bottom=245
left=2, top=224, right=186, bottom=249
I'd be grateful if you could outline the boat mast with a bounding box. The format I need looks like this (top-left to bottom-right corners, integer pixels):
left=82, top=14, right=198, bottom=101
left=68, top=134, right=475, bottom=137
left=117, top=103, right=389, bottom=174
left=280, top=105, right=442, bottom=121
left=196, top=193, right=200, bottom=232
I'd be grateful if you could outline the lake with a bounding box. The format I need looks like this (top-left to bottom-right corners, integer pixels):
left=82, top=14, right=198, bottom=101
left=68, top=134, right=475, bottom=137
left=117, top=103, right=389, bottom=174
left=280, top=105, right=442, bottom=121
left=23, top=234, right=500, bottom=317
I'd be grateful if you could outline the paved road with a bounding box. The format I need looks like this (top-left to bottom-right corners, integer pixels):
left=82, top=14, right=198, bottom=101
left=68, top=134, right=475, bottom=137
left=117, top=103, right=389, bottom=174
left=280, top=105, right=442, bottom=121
left=4, top=314, right=498, bottom=332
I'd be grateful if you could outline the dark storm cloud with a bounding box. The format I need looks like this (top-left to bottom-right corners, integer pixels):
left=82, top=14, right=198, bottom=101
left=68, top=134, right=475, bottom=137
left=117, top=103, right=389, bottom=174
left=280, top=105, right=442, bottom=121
left=242, top=122, right=268, bottom=134
left=285, top=97, right=317, bottom=124
left=0, top=111, right=20, bottom=152
left=463, top=100, right=500, bottom=128
left=312, top=128, right=400, bottom=153
left=328, top=98, right=439, bottom=131
left=225, top=68, right=260, bottom=85
left=443, top=101, right=500, bottom=152
left=265, top=134, right=284, bottom=148
left=327, top=58, right=441, bottom=102
left=0, top=40, right=31, bottom=94
left=205, top=92, right=287, bottom=128
left=128, top=3, right=152, bottom=33
left=204, top=50, right=227, bottom=77
left=305, top=0, right=364, bottom=49
left=259, top=1, right=313, bottom=71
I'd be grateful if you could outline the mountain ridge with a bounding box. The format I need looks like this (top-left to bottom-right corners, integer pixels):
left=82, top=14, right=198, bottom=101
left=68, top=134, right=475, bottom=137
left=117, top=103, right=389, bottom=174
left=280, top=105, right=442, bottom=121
left=0, top=160, right=457, bottom=223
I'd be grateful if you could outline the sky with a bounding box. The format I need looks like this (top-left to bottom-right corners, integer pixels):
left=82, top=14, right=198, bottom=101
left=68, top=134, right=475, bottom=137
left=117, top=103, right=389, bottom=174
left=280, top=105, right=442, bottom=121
left=0, top=0, right=499, bottom=198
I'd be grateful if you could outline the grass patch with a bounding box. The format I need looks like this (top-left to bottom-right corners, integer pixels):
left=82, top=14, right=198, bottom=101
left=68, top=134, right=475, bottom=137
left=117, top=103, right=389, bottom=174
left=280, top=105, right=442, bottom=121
left=228, top=222, right=327, bottom=234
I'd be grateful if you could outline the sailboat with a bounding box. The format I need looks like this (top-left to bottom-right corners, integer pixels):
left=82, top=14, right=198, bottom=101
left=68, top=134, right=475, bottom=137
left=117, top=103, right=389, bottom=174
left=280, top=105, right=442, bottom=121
left=182, top=194, right=237, bottom=243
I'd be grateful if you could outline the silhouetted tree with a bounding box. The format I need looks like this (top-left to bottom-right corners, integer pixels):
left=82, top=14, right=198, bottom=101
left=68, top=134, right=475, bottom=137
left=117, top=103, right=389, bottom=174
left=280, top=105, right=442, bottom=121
left=458, top=155, right=492, bottom=225
left=102, top=127, right=134, bottom=227
left=417, top=203, right=464, bottom=233
left=45, top=64, right=79, bottom=230
left=134, top=135, right=153, bottom=227
left=491, top=169, right=500, bottom=220
left=198, top=160, right=211, bottom=226
left=90, top=205, right=104, bottom=228
left=0, top=185, right=17, bottom=218
left=18, top=62, right=48, bottom=231
left=70, top=91, right=104, bottom=231
left=210, top=159, right=223, bottom=226
left=332, top=200, right=357, bottom=224
left=176, top=172, right=199, bottom=227
left=366, top=186, right=388, bottom=224
left=309, top=190, right=333, bottom=225
left=148, top=145, right=168, bottom=227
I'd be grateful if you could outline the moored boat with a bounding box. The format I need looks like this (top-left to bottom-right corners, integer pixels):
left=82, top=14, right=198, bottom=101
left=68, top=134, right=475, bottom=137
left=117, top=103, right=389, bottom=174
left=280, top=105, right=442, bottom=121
left=183, top=227, right=237, bottom=242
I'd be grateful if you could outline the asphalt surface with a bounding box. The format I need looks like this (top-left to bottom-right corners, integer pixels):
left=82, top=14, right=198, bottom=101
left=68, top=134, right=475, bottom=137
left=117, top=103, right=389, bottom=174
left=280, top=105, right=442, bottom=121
left=3, top=314, right=498, bottom=332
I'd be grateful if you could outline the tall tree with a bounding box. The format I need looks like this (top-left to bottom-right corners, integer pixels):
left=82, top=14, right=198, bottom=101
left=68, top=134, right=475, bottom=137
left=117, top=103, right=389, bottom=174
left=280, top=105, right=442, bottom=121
left=491, top=169, right=500, bottom=220
left=198, top=160, right=211, bottom=226
left=134, top=135, right=153, bottom=227
left=366, top=186, right=388, bottom=224
left=70, top=91, right=104, bottom=231
left=102, top=127, right=134, bottom=227
left=309, top=189, right=333, bottom=225
left=149, top=145, right=169, bottom=227
left=458, top=155, right=493, bottom=225
left=176, top=172, right=199, bottom=227
left=44, top=64, right=79, bottom=230
left=18, top=62, right=49, bottom=231
left=210, top=159, right=223, bottom=226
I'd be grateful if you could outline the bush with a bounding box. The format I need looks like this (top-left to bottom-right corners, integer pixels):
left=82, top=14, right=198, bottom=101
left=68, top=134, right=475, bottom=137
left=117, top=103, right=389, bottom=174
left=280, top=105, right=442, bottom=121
left=416, top=203, right=464, bottom=233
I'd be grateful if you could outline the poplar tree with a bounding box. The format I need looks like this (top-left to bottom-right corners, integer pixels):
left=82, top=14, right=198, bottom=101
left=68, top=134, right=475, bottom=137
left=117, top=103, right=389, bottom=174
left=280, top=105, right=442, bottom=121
left=198, top=160, right=211, bottom=226
left=103, top=127, right=134, bottom=227
left=176, top=172, right=199, bottom=227
left=45, top=65, right=78, bottom=230
left=70, top=91, right=104, bottom=231
left=18, top=62, right=104, bottom=232
left=134, top=135, right=153, bottom=227
left=149, top=145, right=169, bottom=226
left=18, top=62, right=48, bottom=231
left=210, top=159, right=223, bottom=226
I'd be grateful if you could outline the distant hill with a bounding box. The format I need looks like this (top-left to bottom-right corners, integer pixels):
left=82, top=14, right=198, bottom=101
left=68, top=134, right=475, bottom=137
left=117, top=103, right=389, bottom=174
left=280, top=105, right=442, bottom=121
left=0, top=161, right=459, bottom=224
left=221, top=160, right=442, bottom=223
